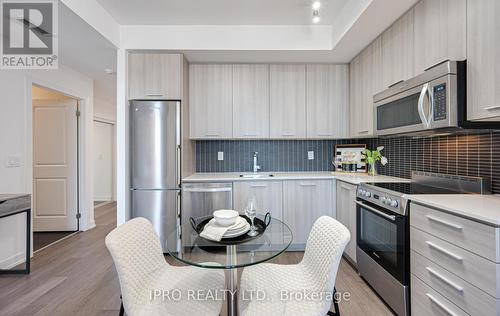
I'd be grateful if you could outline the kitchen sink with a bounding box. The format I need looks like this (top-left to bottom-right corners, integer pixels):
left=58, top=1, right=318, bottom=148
left=239, top=173, right=274, bottom=179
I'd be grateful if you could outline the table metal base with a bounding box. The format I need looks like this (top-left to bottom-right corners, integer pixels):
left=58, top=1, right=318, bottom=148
left=226, top=244, right=238, bottom=316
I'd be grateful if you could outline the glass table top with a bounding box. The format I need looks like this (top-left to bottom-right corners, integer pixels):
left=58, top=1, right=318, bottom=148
left=166, top=214, right=293, bottom=269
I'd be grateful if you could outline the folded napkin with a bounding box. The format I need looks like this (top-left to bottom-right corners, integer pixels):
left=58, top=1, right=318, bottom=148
left=200, top=216, right=246, bottom=241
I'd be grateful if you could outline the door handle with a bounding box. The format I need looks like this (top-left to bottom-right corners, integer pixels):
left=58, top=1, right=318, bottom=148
left=425, top=294, right=459, bottom=316
left=418, top=83, right=431, bottom=128
left=145, top=93, right=164, bottom=97
left=425, top=267, right=464, bottom=293
left=425, top=215, right=463, bottom=230
left=355, top=201, right=396, bottom=221
left=425, top=241, right=463, bottom=261
left=484, top=105, right=500, bottom=111
left=183, top=187, right=232, bottom=193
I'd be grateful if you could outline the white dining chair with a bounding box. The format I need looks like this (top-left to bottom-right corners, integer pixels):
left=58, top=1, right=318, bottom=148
left=105, top=217, right=225, bottom=316
left=239, top=216, right=351, bottom=316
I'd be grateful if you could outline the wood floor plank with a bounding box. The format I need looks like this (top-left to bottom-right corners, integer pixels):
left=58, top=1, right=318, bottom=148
left=0, top=202, right=394, bottom=316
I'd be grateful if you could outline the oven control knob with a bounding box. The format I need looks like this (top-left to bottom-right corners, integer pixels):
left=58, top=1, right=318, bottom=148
left=358, top=189, right=365, bottom=196
left=385, top=198, right=392, bottom=205
left=390, top=200, right=399, bottom=208
left=365, top=191, right=371, bottom=198
left=380, top=196, right=387, bottom=204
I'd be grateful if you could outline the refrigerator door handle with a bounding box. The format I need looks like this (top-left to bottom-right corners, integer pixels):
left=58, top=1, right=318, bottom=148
left=176, top=102, right=181, bottom=187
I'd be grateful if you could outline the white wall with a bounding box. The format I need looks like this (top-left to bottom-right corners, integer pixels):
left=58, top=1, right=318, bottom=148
left=94, top=97, right=116, bottom=122
left=0, top=65, right=95, bottom=269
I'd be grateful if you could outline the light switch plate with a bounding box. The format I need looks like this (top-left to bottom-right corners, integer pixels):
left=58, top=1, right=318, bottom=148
left=308, top=151, right=314, bottom=160
left=217, top=151, right=224, bottom=161
left=6, top=155, right=21, bottom=167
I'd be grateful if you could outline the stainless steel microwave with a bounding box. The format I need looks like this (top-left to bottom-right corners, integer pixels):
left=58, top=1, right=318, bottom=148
left=373, top=60, right=498, bottom=136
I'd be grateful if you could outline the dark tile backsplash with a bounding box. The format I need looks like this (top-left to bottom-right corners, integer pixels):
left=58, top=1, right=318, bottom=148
left=196, top=131, right=500, bottom=194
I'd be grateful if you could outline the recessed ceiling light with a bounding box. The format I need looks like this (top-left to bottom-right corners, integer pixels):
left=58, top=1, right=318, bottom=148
left=312, top=1, right=321, bottom=10
left=312, top=10, right=320, bottom=24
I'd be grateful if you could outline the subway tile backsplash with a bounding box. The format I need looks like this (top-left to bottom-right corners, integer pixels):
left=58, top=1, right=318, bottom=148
left=196, top=131, right=500, bottom=194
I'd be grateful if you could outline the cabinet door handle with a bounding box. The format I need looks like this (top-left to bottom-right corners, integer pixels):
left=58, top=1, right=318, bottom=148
left=426, top=241, right=463, bottom=262
left=425, top=267, right=464, bottom=293
left=484, top=105, right=500, bottom=111
left=426, top=215, right=463, bottom=230
left=425, top=293, right=459, bottom=316
left=281, top=133, right=296, bottom=137
left=250, top=184, right=267, bottom=188
left=244, top=133, right=258, bottom=136
left=205, top=133, right=220, bottom=137
left=145, top=93, right=164, bottom=96
left=299, top=183, right=317, bottom=187
left=358, top=130, right=369, bottom=134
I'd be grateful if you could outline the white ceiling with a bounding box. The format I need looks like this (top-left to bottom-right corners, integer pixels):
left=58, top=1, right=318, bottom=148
left=96, top=0, right=350, bottom=25
left=59, top=3, right=117, bottom=105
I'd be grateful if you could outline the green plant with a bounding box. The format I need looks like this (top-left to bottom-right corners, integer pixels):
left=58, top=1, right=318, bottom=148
left=363, top=146, right=388, bottom=166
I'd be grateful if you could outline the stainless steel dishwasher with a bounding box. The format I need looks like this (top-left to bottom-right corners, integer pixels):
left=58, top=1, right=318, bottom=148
left=181, top=182, right=233, bottom=244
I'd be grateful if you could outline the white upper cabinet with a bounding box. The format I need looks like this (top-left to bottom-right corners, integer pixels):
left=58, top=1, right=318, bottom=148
left=467, top=0, right=500, bottom=121
left=381, top=8, right=415, bottom=89
left=350, top=38, right=382, bottom=137
left=232, top=64, right=270, bottom=138
left=414, top=0, right=466, bottom=75
left=128, top=53, right=182, bottom=100
left=269, top=64, right=307, bottom=138
left=189, top=64, right=233, bottom=138
left=306, top=64, right=349, bottom=138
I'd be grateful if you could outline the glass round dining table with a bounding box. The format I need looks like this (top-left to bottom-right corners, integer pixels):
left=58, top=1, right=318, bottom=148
left=166, top=214, right=293, bottom=316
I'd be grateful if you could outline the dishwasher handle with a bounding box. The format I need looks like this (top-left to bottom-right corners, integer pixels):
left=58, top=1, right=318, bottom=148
left=183, top=187, right=232, bottom=193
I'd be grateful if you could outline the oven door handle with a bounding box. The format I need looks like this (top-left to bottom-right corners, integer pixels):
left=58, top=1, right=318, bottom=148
left=355, top=201, right=396, bottom=221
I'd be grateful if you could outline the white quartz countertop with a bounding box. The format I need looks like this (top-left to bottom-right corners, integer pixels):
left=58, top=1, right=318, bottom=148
left=182, top=172, right=409, bottom=185
left=408, top=194, right=500, bottom=227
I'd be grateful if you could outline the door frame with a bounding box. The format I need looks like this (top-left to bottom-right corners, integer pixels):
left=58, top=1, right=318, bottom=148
left=25, top=77, right=95, bottom=256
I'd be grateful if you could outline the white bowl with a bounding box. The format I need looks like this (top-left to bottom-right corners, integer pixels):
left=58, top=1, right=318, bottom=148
left=213, top=209, right=239, bottom=227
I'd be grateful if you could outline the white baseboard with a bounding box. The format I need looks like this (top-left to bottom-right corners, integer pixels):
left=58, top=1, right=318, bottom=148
left=0, top=252, right=25, bottom=269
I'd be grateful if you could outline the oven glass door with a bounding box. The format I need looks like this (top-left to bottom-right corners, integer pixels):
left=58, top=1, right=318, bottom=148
left=356, top=200, right=408, bottom=284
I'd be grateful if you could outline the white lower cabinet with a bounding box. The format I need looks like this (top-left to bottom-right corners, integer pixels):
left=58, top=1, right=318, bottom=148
left=336, top=180, right=357, bottom=263
left=233, top=181, right=283, bottom=221
left=283, top=180, right=335, bottom=249
left=410, top=202, right=500, bottom=315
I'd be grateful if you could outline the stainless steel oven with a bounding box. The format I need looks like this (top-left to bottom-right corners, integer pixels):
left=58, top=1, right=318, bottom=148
left=355, top=198, right=409, bottom=316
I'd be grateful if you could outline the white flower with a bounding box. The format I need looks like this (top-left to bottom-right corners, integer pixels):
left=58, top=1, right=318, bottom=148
left=381, top=156, right=388, bottom=166
left=377, top=146, right=384, bottom=152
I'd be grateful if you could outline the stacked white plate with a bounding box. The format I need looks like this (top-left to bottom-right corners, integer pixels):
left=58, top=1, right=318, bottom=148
left=208, top=216, right=250, bottom=238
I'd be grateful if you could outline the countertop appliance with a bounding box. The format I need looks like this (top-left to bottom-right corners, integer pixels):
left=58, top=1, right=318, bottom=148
left=374, top=60, right=500, bottom=136
left=355, top=171, right=489, bottom=316
left=130, top=100, right=181, bottom=252
left=181, top=182, right=233, bottom=246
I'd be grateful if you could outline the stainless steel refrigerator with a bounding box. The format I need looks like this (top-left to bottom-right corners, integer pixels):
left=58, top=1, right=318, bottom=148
left=130, top=100, right=181, bottom=252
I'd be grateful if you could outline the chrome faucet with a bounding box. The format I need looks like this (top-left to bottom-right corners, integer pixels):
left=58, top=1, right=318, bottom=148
left=253, top=152, right=261, bottom=173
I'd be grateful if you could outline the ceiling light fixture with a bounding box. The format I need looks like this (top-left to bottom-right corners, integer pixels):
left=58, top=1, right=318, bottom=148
left=312, top=10, right=320, bottom=24
left=312, top=1, right=321, bottom=10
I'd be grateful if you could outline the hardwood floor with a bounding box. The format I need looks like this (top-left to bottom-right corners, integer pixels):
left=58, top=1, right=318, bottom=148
left=0, top=203, right=393, bottom=316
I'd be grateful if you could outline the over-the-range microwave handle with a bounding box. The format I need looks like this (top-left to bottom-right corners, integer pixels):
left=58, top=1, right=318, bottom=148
left=417, top=83, right=434, bottom=129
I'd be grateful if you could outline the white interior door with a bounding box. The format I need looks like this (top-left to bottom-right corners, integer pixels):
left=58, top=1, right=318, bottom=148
left=93, top=121, right=113, bottom=202
left=33, top=99, right=78, bottom=231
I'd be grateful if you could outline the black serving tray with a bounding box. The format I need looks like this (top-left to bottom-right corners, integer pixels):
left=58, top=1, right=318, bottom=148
left=190, top=213, right=271, bottom=245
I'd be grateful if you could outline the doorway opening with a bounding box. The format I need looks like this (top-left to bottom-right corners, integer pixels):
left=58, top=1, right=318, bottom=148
left=32, top=85, right=80, bottom=252
left=93, top=119, right=115, bottom=208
